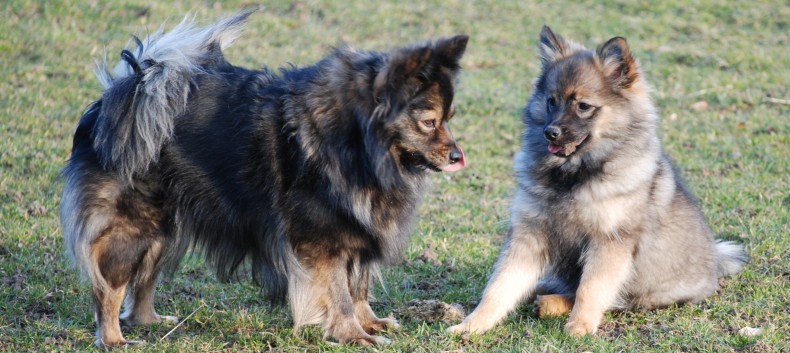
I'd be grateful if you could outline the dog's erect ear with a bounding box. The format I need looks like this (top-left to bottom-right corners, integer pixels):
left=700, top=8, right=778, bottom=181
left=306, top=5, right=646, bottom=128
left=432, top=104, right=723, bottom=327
left=596, top=36, right=639, bottom=89
left=374, top=46, right=433, bottom=100
left=374, top=35, right=468, bottom=98
left=539, top=26, right=578, bottom=66
left=435, top=34, right=469, bottom=69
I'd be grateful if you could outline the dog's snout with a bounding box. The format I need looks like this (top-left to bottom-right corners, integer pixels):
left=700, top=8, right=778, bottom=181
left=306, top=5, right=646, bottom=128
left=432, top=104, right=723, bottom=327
left=449, top=149, right=463, bottom=164
left=544, top=126, right=562, bottom=141
left=450, top=151, right=463, bottom=163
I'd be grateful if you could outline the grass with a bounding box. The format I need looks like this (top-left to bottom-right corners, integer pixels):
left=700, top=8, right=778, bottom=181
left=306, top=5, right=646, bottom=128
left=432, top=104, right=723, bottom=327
left=1, top=0, right=788, bottom=351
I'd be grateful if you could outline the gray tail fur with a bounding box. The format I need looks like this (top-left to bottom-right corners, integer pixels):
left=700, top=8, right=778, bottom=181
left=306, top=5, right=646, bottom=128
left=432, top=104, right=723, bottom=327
left=715, top=240, right=748, bottom=278
left=92, top=11, right=252, bottom=183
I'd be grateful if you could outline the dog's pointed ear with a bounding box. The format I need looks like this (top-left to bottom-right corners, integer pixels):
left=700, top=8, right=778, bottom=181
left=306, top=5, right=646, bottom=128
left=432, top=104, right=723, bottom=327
left=374, top=46, right=433, bottom=100
left=539, top=26, right=577, bottom=66
left=435, top=34, right=469, bottom=68
left=596, top=36, right=639, bottom=89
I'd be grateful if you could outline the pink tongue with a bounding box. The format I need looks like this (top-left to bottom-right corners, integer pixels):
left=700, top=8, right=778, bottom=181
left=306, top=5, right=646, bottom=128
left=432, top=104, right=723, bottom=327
left=548, top=144, right=562, bottom=154
left=441, top=146, right=466, bottom=172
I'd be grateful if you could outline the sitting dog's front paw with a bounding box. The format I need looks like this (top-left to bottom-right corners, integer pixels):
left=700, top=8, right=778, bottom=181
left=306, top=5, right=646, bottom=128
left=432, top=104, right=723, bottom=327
left=565, top=318, right=597, bottom=337
left=446, top=322, right=469, bottom=334
left=447, top=314, right=499, bottom=335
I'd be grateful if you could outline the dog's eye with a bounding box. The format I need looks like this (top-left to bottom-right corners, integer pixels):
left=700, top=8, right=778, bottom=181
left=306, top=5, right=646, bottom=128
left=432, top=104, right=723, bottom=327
left=578, top=102, right=593, bottom=112
left=422, top=120, right=436, bottom=129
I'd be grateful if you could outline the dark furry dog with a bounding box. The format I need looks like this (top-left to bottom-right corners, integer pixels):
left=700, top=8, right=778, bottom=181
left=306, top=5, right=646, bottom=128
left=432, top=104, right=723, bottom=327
left=449, top=26, right=746, bottom=336
left=61, top=12, right=468, bottom=346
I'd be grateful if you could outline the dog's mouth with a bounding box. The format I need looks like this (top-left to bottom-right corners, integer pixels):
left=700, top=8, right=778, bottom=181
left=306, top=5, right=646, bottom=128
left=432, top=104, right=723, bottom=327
left=547, top=134, right=589, bottom=157
left=422, top=146, right=467, bottom=172
left=413, top=145, right=467, bottom=173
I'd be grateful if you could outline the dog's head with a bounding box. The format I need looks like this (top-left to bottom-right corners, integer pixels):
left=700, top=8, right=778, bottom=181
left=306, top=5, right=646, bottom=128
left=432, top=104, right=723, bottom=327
left=528, top=26, right=651, bottom=159
left=369, top=35, right=469, bottom=178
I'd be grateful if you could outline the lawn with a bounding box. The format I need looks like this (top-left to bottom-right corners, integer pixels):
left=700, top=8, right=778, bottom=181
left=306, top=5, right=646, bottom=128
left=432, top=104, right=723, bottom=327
left=1, top=0, right=787, bottom=351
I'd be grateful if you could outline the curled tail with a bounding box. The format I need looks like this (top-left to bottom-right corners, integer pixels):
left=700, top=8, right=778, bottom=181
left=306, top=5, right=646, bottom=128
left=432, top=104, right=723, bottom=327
left=91, top=11, right=252, bottom=182
left=715, top=240, right=748, bottom=278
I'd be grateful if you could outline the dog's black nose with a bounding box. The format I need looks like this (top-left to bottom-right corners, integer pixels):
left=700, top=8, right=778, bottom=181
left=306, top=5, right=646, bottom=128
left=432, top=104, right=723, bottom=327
left=449, top=150, right=463, bottom=163
left=544, top=126, right=562, bottom=141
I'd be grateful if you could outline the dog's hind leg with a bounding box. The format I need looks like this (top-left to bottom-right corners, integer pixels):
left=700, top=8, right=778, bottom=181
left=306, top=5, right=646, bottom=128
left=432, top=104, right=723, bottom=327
left=120, top=239, right=178, bottom=327
left=535, top=275, right=577, bottom=318
left=89, top=225, right=151, bottom=347
left=536, top=294, right=575, bottom=318
left=92, top=282, right=130, bottom=347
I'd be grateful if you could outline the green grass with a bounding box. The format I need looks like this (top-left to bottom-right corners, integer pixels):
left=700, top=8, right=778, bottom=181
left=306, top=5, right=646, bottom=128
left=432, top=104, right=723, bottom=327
left=1, top=0, right=788, bottom=351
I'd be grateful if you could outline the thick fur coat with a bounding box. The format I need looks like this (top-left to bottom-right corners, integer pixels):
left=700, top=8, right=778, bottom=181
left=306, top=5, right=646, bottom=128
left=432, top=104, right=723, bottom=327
left=449, top=26, right=746, bottom=336
left=62, top=12, right=468, bottom=346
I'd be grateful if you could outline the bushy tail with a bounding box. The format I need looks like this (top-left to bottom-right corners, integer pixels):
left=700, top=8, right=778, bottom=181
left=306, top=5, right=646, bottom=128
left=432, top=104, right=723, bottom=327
left=91, top=11, right=252, bottom=183
left=715, top=240, right=748, bottom=278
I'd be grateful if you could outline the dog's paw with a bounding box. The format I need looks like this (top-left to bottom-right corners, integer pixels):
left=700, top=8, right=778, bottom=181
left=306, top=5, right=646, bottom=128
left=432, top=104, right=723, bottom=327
left=447, top=315, right=498, bottom=335
left=334, top=334, right=392, bottom=346
left=94, top=338, right=146, bottom=348
left=370, top=317, right=400, bottom=332
left=565, top=318, right=597, bottom=337
left=327, top=322, right=394, bottom=346
left=362, top=317, right=400, bottom=334
left=447, top=322, right=470, bottom=334
left=369, top=335, right=392, bottom=345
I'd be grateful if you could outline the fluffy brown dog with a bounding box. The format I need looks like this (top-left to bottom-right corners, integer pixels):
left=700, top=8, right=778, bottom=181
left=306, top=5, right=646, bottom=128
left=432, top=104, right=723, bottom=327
left=449, top=26, right=746, bottom=336
left=61, top=12, right=468, bottom=347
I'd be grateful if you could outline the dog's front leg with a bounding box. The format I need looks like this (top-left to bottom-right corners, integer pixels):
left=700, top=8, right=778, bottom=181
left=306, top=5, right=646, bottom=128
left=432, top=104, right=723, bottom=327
left=448, top=225, right=548, bottom=334
left=350, top=263, right=399, bottom=334
left=566, top=236, right=635, bottom=336
left=321, top=255, right=390, bottom=345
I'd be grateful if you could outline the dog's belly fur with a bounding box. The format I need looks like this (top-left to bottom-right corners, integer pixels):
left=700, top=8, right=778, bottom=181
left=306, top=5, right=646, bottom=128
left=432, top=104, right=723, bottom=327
left=520, top=154, right=720, bottom=309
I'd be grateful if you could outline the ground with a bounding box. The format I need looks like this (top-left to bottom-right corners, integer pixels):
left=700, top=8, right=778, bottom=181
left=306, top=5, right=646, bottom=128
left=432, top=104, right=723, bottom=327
left=1, top=0, right=788, bottom=351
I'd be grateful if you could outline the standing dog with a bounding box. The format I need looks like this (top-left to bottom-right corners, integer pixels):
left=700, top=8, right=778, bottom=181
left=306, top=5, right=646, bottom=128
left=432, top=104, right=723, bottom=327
left=61, top=12, right=468, bottom=347
left=448, top=26, right=746, bottom=336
